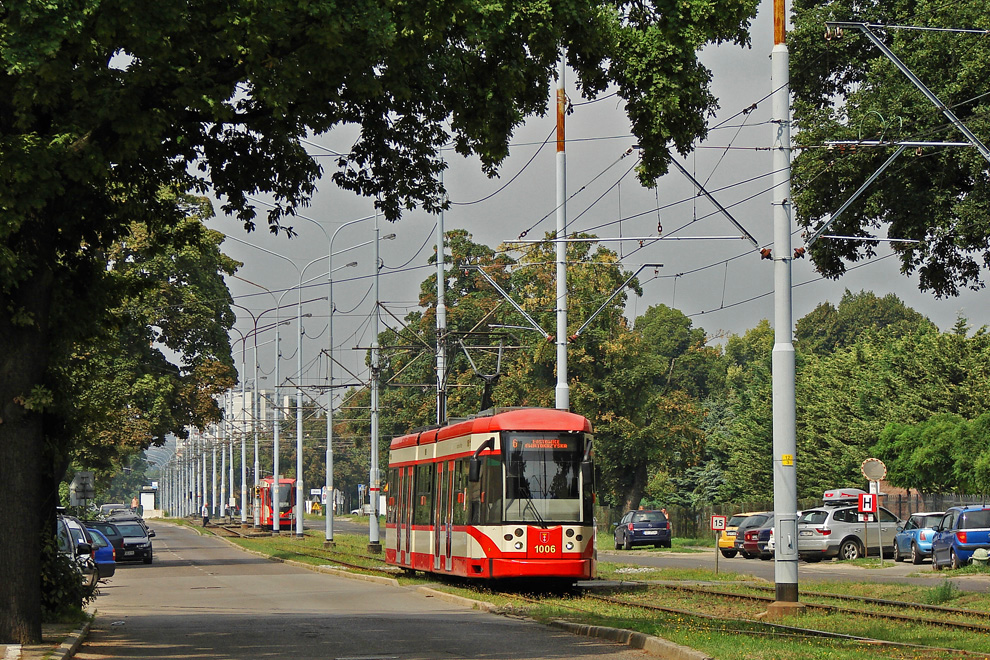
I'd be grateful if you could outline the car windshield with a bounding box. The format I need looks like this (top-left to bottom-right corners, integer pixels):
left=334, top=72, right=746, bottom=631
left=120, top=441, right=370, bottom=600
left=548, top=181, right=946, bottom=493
left=727, top=515, right=749, bottom=527
left=961, top=509, right=990, bottom=529
left=918, top=514, right=943, bottom=528
left=115, top=523, right=146, bottom=538
left=797, top=510, right=828, bottom=525
left=89, top=533, right=107, bottom=548
left=742, top=515, right=768, bottom=528
left=632, top=512, right=666, bottom=523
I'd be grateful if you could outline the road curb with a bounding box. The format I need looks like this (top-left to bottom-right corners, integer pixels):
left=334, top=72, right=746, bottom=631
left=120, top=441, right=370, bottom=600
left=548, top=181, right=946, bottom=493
left=415, top=586, right=499, bottom=612
left=550, top=620, right=714, bottom=660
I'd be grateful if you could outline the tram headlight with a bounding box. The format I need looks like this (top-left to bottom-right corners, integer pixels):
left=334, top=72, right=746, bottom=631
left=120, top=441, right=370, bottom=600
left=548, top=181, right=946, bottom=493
left=565, top=542, right=574, bottom=551
left=514, top=541, right=524, bottom=550
left=565, top=528, right=575, bottom=538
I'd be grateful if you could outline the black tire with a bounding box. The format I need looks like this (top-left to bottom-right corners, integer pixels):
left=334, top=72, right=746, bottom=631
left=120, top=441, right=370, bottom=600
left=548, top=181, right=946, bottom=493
left=911, top=543, right=923, bottom=565
left=143, top=551, right=153, bottom=565
left=740, top=551, right=754, bottom=559
left=720, top=549, right=737, bottom=559
left=654, top=543, right=663, bottom=548
left=933, top=555, right=943, bottom=571
left=838, top=539, right=862, bottom=561
left=662, top=540, right=671, bottom=549
left=950, top=549, right=963, bottom=570
left=614, top=535, right=621, bottom=550
left=622, top=533, right=632, bottom=551
left=893, top=542, right=904, bottom=562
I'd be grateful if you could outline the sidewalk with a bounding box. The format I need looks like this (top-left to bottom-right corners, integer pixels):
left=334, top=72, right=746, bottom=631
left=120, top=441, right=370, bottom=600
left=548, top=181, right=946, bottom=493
left=1, top=617, right=92, bottom=660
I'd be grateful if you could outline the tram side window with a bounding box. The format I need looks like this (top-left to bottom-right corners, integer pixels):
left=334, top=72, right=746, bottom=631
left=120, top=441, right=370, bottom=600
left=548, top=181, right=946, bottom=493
left=468, top=457, right=502, bottom=525
left=413, top=463, right=433, bottom=525
left=386, top=468, right=398, bottom=524
left=452, top=459, right=467, bottom=526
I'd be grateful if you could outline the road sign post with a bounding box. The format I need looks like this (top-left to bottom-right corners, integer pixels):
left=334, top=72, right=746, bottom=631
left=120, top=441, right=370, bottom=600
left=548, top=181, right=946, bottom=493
left=711, top=515, right=727, bottom=575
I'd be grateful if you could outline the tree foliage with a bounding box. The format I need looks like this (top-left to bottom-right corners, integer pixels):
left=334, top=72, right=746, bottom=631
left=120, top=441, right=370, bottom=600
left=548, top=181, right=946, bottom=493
left=790, top=0, right=990, bottom=297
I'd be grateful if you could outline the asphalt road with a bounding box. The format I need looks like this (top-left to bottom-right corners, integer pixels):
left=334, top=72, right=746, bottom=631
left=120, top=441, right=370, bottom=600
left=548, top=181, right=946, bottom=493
left=599, top=547, right=990, bottom=593
left=73, top=523, right=653, bottom=660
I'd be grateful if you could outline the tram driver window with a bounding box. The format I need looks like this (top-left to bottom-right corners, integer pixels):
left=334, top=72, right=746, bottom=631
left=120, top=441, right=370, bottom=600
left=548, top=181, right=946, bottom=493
left=468, top=457, right=502, bottom=525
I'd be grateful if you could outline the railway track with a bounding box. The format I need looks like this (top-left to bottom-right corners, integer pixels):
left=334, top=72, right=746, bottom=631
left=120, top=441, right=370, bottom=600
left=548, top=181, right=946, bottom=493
left=643, top=582, right=990, bottom=632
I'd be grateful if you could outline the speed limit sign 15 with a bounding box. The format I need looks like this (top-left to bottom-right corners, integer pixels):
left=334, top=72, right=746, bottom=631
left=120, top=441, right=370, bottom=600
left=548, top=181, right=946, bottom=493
left=711, top=515, right=727, bottom=531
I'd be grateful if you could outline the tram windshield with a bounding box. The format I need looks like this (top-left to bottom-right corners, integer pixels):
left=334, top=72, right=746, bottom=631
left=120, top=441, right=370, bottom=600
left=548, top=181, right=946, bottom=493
left=503, top=431, right=585, bottom=523
left=275, top=484, right=293, bottom=514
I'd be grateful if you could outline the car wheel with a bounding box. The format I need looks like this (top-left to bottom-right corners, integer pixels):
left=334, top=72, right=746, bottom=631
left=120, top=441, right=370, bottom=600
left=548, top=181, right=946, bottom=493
left=839, top=539, right=862, bottom=561
left=654, top=543, right=663, bottom=548
left=720, top=549, right=737, bottom=558
left=740, top=551, right=754, bottom=559
left=933, top=555, right=943, bottom=571
left=950, top=549, right=962, bottom=570
left=911, top=543, right=923, bottom=565
left=143, top=551, right=153, bottom=565
left=622, top=533, right=632, bottom=551
left=662, top=540, right=671, bottom=549
left=614, top=534, right=621, bottom=550
left=893, top=542, right=903, bottom=562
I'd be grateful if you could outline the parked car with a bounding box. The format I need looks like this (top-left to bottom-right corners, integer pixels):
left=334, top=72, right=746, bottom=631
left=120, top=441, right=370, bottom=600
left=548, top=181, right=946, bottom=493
left=99, top=503, right=129, bottom=516
left=87, top=528, right=116, bottom=580
left=797, top=490, right=900, bottom=561
left=931, top=506, right=990, bottom=570
left=613, top=509, right=672, bottom=549
left=113, top=520, right=155, bottom=564
left=107, top=511, right=150, bottom=532
left=742, top=513, right=775, bottom=560
left=893, top=511, right=945, bottom=564
left=718, top=512, right=760, bottom=559
left=733, top=512, right=772, bottom=559
left=57, top=514, right=97, bottom=593
left=84, top=520, right=125, bottom=555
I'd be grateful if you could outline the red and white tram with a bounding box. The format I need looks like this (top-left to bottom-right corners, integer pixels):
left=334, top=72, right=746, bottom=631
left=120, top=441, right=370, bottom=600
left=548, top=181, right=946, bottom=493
left=257, top=476, right=296, bottom=529
left=386, top=407, right=595, bottom=582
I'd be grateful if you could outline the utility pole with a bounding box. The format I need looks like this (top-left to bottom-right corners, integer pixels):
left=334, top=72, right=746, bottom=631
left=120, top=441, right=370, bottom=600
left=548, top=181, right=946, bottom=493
left=555, top=53, right=569, bottom=411
left=769, top=0, right=802, bottom=617
left=368, top=211, right=382, bottom=552
left=436, top=203, right=447, bottom=425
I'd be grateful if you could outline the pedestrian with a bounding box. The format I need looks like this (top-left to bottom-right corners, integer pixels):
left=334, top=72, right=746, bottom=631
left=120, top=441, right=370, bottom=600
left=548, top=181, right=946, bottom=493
left=201, top=503, right=210, bottom=527
left=224, top=503, right=231, bottom=523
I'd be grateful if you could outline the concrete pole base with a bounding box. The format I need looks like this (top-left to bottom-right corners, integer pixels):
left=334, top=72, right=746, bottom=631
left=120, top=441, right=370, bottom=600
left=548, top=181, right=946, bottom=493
left=323, top=540, right=335, bottom=549
left=367, top=542, right=383, bottom=554
left=764, top=601, right=807, bottom=621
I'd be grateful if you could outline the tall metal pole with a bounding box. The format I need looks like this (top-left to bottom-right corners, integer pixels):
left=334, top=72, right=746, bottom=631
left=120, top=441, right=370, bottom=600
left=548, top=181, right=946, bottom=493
left=211, top=434, right=217, bottom=516
left=325, top=214, right=374, bottom=547
left=240, top=367, right=247, bottom=525
left=295, top=273, right=305, bottom=538
left=369, top=211, right=382, bottom=551
left=253, top=333, right=261, bottom=528
left=436, top=200, right=447, bottom=424
left=220, top=406, right=227, bottom=519
left=555, top=53, right=569, bottom=411
left=771, top=0, right=800, bottom=609
left=272, top=307, right=282, bottom=534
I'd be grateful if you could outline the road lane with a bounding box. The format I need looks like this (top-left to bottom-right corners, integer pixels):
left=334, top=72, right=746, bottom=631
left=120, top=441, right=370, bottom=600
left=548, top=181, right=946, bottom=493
left=75, top=523, right=653, bottom=660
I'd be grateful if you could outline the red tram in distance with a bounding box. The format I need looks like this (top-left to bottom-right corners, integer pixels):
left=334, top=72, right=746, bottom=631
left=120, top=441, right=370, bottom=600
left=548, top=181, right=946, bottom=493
left=386, top=407, right=596, bottom=583
left=257, top=476, right=296, bottom=529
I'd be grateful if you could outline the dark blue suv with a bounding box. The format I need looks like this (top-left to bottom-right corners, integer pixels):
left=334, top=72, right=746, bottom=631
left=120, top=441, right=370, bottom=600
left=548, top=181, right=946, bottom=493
left=613, top=510, right=671, bottom=549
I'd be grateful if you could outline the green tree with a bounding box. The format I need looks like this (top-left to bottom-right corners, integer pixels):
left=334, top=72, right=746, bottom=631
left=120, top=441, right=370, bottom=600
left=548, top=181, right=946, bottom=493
left=1, top=0, right=761, bottom=640
left=795, top=289, right=932, bottom=355
left=790, top=0, right=990, bottom=297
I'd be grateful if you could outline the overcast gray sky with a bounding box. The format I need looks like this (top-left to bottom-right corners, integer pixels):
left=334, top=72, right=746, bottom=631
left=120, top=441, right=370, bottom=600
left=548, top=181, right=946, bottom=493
left=209, top=0, right=989, bottom=397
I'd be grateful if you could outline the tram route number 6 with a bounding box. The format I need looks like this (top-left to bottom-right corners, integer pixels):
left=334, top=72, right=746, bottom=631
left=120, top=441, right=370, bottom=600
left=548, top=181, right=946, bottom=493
left=710, top=515, right=727, bottom=531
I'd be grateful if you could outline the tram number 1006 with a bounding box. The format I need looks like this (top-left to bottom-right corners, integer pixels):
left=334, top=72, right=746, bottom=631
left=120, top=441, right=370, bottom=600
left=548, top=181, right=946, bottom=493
left=534, top=544, right=557, bottom=553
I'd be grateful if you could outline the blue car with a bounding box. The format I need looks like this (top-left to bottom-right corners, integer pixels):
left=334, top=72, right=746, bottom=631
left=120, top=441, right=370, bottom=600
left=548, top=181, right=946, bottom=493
left=893, top=511, right=944, bottom=565
left=613, top=510, right=672, bottom=549
left=931, top=506, right=990, bottom=570
left=87, top=528, right=116, bottom=580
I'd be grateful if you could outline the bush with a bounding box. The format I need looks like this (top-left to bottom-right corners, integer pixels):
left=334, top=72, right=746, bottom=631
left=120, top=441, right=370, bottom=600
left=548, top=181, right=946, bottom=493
left=40, top=534, right=93, bottom=622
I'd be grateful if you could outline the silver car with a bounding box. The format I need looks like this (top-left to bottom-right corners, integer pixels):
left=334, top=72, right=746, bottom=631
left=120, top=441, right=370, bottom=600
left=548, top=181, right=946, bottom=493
left=798, top=503, right=900, bottom=561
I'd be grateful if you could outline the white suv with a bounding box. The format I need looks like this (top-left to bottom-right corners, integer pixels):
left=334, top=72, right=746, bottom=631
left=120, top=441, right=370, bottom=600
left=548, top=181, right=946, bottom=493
left=797, top=490, right=901, bottom=561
